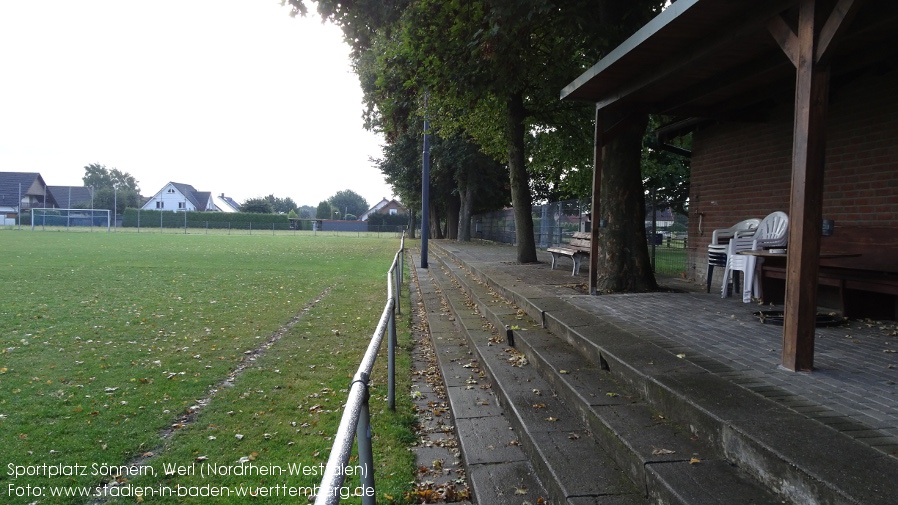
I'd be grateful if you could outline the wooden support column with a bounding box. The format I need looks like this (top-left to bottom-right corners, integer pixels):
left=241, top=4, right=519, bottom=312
left=782, top=0, right=830, bottom=371
left=589, top=105, right=603, bottom=295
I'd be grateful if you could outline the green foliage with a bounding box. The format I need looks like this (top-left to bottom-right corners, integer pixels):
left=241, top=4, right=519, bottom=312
left=87, top=187, right=141, bottom=214
left=328, top=189, right=369, bottom=219
left=82, top=162, right=140, bottom=193
left=240, top=197, right=275, bottom=213
left=367, top=213, right=409, bottom=227
left=316, top=200, right=332, bottom=219
left=642, top=115, right=692, bottom=215
left=121, top=209, right=289, bottom=228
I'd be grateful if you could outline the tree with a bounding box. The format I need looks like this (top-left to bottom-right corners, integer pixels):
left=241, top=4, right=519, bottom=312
left=328, top=190, right=368, bottom=219
left=315, top=201, right=332, bottom=219
left=262, top=194, right=299, bottom=214
left=287, top=0, right=667, bottom=289
left=240, top=197, right=274, bottom=214
left=81, top=163, right=141, bottom=213
left=642, top=115, right=691, bottom=216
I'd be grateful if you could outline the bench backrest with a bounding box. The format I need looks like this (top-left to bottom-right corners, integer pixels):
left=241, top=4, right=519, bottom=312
left=570, top=231, right=591, bottom=249
left=820, top=225, right=898, bottom=273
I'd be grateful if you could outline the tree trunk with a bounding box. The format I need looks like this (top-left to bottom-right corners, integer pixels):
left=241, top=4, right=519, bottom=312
left=446, top=192, right=460, bottom=240
left=429, top=200, right=444, bottom=239
left=407, top=209, right=416, bottom=239
left=458, top=183, right=473, bottom=241
left=507, top=92, right=537, bottom=263
left=597, top=114, right=657, bottom=292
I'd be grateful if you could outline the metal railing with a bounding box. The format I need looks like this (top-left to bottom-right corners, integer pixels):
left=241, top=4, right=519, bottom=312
left=315, top=232, right=405, bottom=505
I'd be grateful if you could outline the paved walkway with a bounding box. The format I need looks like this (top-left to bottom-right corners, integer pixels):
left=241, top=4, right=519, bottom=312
left=427, top=240, right=898, bottom=456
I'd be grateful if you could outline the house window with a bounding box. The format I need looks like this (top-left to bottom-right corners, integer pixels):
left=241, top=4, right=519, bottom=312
left=156, top=201, right=164, bottom=209
left=179, top=202, right=186, bottom=209
left=389, top=209, right=398, bottom=215
left=167, top=188, right=175, bottom=194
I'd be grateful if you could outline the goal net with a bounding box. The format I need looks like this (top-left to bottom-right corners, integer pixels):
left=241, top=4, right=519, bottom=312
left=31, top=208, right=111, bottom=231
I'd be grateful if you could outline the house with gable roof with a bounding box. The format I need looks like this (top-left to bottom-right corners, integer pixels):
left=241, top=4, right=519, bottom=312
left=359, top=198, right=406, bottom=221
left=141, top=182, right=218, bottom=212
left=0, top=172, right=58, bottom=224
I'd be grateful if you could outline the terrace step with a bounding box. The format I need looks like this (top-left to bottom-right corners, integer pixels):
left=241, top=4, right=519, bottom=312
left=429, top=241, right=898, bottom=505
left=424, top=245, right=786, bottom=504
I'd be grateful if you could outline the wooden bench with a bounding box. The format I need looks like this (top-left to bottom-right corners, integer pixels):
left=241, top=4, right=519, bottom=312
left=547, top=231, right=592, bottom=275
left=759, top=225, right=898, bottom=319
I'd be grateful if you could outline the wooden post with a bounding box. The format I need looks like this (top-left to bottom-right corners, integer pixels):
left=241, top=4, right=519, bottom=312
left=589, top=105, right=603, bottom=295
left=782, top=0, right=830, bottom=371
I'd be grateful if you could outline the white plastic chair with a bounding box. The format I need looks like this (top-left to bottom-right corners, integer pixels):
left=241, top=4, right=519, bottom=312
left=720, top=237, right=758, bottom=302
left=751, top=211, right=789, bottom=249
left=706, top=218, right=760, bottom=293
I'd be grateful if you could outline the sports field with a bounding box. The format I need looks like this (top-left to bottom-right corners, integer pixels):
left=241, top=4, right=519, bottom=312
left=0, top=231, right=415, bottom=504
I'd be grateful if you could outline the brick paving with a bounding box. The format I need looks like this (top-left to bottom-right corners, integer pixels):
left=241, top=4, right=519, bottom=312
left=428, top=240, right=898, bottom=457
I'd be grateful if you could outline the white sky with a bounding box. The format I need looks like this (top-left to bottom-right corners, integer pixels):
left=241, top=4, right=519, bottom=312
left=0, top=0, right=394, bottom=209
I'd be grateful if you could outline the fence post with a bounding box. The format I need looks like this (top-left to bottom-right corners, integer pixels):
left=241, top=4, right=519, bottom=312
left=355, top=372, right=376, bottom=505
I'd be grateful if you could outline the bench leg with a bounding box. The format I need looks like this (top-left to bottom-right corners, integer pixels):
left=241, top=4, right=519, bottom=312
left=572, top=255, right=581, bottom=276
left=550, top=253, right=559, bottom=270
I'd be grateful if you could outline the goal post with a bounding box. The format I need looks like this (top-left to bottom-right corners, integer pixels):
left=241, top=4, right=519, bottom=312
left=31, top=208, right=111, bottom=232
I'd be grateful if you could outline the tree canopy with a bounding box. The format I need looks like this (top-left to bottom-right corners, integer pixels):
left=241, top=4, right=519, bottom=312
left=240, top=198, right=274, bottom=214
left=328, top=190, right=368, bottom=219
left=287, top=0, right=672, bottom=289
left=80, top=163, right=141, bottom=213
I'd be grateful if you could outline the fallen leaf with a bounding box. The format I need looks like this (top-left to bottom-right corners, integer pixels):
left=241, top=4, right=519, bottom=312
left=689, top=457, right=701, bottom=464
left=559, top=369, right=570, bottom=374
left=652, top=447, right=675, bottom=455
left=545, top=416, right=558, bottom=422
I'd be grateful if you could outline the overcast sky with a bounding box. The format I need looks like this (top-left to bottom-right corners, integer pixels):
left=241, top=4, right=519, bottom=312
left=0, top=0, right=395, bottom=209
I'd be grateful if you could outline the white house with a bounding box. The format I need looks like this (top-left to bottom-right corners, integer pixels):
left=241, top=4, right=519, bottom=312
left=142, top=182, right=217, bottom=212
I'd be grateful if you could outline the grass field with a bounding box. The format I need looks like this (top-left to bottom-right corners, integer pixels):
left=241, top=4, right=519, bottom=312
left=0, top=231, right=416, bottom=504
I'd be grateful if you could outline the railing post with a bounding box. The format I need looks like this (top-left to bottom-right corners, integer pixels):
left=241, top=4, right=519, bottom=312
left=355, top=372, right=376, bottom=505
left=387, top=305, right=396, bottom=411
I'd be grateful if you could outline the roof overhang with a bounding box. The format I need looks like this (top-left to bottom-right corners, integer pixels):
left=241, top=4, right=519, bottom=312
left=562, top=0, right=898, bottom=121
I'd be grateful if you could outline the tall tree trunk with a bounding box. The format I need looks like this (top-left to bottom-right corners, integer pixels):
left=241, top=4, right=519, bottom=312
left=407, top=209, right=416, bottom=239
left=597, top=114, right=657, bottom=292
left=507, top=92, right=537, bottom=263
left=458, top=183, right=473, bottom=241
left=429, top=200, right=444, bottom=239
left=446, top=192, right=460, bottom=239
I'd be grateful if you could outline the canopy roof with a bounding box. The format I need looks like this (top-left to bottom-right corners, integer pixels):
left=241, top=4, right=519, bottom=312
left=562, top=0, right=898, bottom=120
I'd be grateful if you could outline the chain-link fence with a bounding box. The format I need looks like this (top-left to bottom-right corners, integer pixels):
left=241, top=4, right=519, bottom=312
left=471, top=198, right=688, bottom=277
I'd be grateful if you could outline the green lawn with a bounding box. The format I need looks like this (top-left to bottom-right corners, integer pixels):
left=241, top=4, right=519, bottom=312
left=0, top=231, right=415, bottom=504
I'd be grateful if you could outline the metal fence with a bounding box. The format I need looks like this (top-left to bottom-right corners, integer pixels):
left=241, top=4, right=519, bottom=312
left=314, top=233, right=405, bottom=505
left=8, top=217, right=407, bottom=238
left=472, top=199, right=689, bottom=277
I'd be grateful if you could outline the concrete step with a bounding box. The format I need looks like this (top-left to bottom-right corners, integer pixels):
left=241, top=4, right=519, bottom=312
left=412, top=253, right=551, bottom=505
left=427, top=246, right=781, bottom=504
left=419, top=252, right=648, bottom=505
left=430, top=242, right=898, bottom=505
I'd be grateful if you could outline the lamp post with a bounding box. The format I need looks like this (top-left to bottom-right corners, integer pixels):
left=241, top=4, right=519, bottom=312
left=421, top=95, right=430, bottom=268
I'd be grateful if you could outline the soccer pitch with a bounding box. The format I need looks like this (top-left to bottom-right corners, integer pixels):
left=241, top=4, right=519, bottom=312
left=0, top=232, right=415, bottom=504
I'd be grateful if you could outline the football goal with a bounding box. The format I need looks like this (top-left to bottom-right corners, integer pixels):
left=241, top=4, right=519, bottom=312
left=31, top=208, right=111, bottom=231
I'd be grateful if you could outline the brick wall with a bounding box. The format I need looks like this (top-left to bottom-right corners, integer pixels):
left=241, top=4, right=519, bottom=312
left=689, top=66, right=898, bottom=285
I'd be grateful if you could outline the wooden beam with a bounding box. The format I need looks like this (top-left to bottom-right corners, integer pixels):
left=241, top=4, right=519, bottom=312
left=592, top=0, right=795, bottom=111
left=767, top=14, right=800, bottom=68
left=816, top=0, right=863, bottom=63
left=782, top=0, right=830, bottom=372
left=589, top=106, right=603, bottom=295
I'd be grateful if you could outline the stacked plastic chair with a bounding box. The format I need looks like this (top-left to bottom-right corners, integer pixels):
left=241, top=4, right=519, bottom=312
left=720, top=211, right=789, bottom=303
left=706, top=218, right=761, bottom=293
